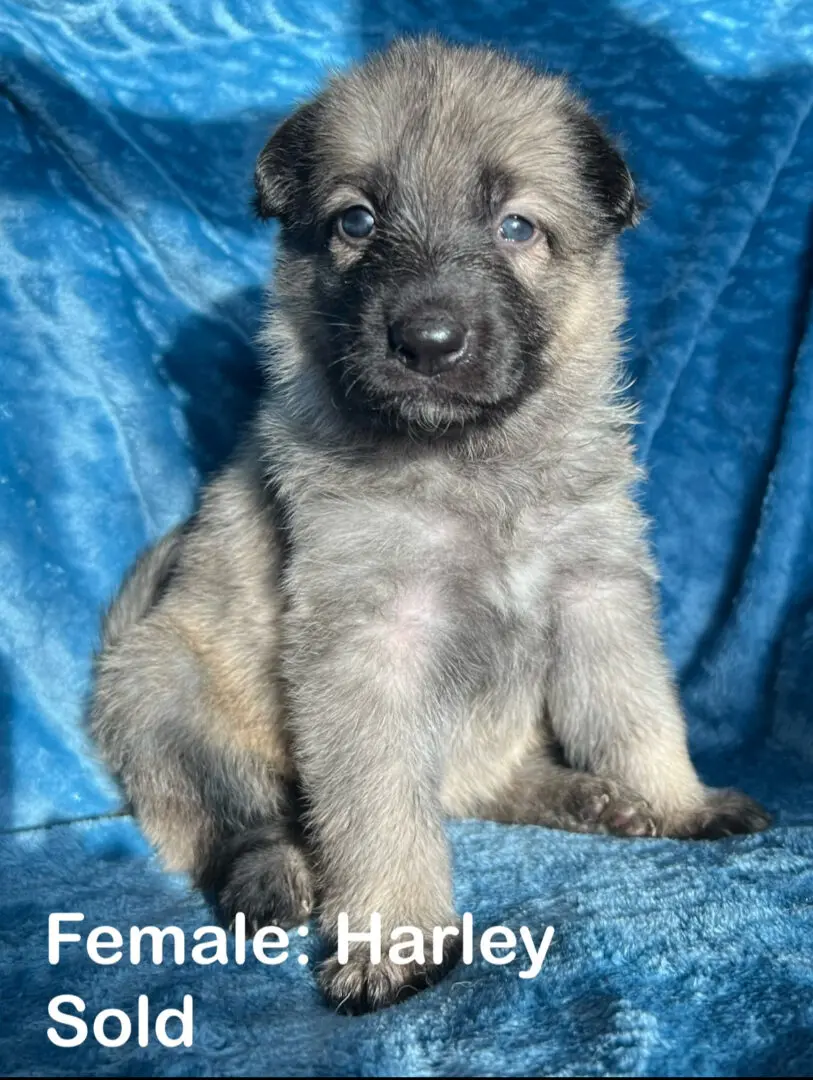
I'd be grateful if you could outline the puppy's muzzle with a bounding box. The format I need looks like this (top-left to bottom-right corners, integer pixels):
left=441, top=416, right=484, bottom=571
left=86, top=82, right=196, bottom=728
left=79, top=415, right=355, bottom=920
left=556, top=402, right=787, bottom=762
left=388, top=306, right=468, bottom=377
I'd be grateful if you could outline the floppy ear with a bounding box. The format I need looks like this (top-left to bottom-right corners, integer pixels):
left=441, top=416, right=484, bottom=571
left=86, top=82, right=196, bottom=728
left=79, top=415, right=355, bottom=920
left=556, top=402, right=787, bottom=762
left=253, top=102, right=320, bottom=221
left=572, top=111, right=643, bottom=235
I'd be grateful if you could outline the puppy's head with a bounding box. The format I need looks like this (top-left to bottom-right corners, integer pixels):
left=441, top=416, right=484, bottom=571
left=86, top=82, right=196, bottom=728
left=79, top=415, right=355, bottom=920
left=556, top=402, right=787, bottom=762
left=256, top=37, right=640, bottom=435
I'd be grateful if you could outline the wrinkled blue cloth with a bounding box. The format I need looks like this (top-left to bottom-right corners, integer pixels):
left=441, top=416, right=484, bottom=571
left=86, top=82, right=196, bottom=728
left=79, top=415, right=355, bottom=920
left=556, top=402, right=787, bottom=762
left=1, top=1, right=812, bottom=1075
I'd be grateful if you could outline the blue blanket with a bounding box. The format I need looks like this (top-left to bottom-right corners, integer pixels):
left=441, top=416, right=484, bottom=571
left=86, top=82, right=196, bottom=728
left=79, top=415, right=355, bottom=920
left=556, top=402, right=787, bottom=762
left=1, top=0, right=812, bottom=1075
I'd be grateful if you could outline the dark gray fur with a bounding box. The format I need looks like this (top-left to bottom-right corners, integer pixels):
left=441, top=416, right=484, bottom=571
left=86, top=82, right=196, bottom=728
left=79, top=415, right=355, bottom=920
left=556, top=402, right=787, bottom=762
left=89, top=36, right=770, bottom=1014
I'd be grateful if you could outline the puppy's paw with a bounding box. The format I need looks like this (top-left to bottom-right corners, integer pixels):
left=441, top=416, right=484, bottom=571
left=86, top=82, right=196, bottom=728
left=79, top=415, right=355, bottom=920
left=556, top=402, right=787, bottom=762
left=319, top=936, right=462, bottom=1015
left=546, top=774, right=658, bottom=837
left=668, top=788, right=772, bottom=840
left=208, top=829, right=315, bottom=932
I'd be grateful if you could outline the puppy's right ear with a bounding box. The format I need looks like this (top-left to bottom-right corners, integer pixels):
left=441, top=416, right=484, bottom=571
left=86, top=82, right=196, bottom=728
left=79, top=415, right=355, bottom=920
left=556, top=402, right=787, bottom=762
left=253, top=102, right=319, bottom=221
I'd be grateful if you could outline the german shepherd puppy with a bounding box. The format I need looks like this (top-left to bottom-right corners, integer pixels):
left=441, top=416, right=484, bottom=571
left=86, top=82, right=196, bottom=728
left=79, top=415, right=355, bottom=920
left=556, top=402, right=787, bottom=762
left=90, top=36, right=770, bottom=1013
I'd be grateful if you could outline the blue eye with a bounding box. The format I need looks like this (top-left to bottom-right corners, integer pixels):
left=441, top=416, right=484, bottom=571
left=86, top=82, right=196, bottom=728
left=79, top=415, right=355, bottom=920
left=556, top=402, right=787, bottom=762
left=498, top=215, right=536, bottom=243
left=338, top=206, right=375, bottom=240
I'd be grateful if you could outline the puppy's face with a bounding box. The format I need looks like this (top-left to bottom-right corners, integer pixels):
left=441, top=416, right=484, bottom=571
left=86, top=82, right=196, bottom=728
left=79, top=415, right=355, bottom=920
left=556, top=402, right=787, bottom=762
left=256, top=38, right=639, bottom=433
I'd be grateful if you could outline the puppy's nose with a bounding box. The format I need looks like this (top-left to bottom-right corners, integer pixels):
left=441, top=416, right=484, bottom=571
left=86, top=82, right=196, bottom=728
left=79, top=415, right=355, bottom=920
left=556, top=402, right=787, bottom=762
left=388, top=311, right=467, bottom=376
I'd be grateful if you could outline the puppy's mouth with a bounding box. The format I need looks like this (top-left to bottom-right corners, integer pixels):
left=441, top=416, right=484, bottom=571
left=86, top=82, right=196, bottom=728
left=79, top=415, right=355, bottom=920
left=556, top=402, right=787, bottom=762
left=315, top=289, right=544, bottom=435
left=325, top=340, right=527, bottom=435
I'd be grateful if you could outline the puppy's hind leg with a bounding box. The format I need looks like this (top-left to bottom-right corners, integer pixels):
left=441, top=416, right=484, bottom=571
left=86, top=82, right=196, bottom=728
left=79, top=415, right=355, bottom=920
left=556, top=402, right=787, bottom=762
left=444, top=696, right=657, bottom=837
left=196, top=784, right=314, bottom=933
left=476, top=746, right=659, bottom=837
left=91, top=613, right=313, bottom=932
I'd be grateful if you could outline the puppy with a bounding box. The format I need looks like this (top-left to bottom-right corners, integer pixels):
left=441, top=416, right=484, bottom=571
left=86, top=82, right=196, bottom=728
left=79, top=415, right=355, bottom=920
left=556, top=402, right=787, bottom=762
left=90, top=36, right=770, bottom=1013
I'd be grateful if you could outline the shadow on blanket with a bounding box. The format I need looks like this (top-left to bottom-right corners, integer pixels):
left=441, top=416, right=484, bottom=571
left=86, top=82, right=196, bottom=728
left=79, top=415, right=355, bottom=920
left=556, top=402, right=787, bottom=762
left=158, top=286, right=265, bottom=479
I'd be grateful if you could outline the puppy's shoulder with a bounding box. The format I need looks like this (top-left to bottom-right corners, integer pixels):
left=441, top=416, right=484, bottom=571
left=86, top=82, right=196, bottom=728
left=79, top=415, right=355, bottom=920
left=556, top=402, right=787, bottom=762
left=162, top=441, right=286, bottom=627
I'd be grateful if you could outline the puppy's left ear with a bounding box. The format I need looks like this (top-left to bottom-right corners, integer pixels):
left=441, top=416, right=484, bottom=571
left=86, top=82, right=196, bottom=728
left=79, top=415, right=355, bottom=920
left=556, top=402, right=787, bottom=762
left=254, top=101, right=320, bottom=221
left=572, top=110, right=643, bottom=235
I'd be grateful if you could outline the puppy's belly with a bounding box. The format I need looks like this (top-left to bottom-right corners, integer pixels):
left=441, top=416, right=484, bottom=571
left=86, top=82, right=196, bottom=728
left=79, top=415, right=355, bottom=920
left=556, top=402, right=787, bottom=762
left=436, top=541, right=551, bottom=816
left=440, top=680, right=544, bottom=818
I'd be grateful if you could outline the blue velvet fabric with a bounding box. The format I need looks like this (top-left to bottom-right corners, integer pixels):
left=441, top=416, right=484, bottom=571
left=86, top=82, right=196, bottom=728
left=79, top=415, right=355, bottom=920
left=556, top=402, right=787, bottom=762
left=1, top=1, right=811, bottom=1074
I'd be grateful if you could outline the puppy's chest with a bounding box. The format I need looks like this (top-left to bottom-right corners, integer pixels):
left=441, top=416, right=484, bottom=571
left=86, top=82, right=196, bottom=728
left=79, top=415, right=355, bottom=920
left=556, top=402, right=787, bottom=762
left=293, top=478, right=556, bottom=640
left=466, top=514, right=552, bottom=624
left=372, top=498, right=553, bottom=630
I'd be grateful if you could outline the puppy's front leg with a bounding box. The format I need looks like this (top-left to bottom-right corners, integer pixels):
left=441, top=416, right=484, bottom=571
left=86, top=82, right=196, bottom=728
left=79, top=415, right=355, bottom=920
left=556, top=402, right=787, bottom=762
left=283, top=584, right=461, bottom=1013
left=548, top=566, right=771, bottom=838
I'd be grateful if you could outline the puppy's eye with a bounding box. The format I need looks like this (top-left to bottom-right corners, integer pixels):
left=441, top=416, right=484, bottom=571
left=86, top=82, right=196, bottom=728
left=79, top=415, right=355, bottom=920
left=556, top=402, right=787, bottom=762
left=498, top=215, right=536, bottom=244
left=337, top=206, right=375, bottom=241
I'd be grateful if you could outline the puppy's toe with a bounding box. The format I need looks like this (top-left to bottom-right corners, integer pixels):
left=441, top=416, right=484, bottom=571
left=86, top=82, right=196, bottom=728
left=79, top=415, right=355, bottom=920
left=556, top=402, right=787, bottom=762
left=602, top=797, right=659, bottom=837
left=207, top=829, right=315, bottom=932
left=670, top=789, right=772, bottom=840
left=559, top=775, right=658, bottom=837
left=319, top=937, right=461, bottom=1014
